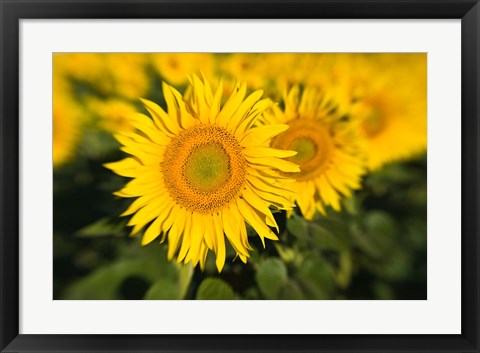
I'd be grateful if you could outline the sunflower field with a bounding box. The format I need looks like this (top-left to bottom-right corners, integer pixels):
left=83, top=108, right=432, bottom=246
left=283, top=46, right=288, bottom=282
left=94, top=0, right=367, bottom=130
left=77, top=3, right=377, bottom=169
left=53, top=53, right=427, bottom=300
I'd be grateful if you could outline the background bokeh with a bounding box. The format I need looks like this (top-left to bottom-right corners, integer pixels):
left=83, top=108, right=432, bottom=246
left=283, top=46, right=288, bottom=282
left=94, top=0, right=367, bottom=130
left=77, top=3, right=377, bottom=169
left=53, top=53, right=427, bottom=300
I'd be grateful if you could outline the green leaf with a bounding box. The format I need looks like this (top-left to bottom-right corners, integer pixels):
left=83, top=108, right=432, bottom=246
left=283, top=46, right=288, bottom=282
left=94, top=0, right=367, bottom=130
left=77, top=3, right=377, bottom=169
left=255, top=258, right=288, bottom=299
left=287, top=214, right=309, bottom=240
left=405, top=218, right=427, bottom=249
left=378, top=164, right=419, bottom=183
left=335, top=251, right=353, bottom=288
left=297, top=253, right=335, bottom=299
left=280, top=280, right=304, bottom=300
left=243, top=287, right=260, bottom=300
left=62, top=258, right=161, bottom=300
left=382, top=252, right=412, bottom=280
left=365, top=211, right=397, bottom=239
left=373, top=282, right=395, bottom=300
left=343, top=195, right=361, bottom=215
left=144, top=279, right=179, bottom=300
left=350, top=223, right=383, bottom=258
left=316, top=217, right=350, bottom=239
left=196, top=278, right=235, bottom=300
left=308, top=223, right=348, bottom=251
left=274, top=243, right=295, bottom=263
left=61, top=246, right=179, bottom=300
left=75, top=217, right=124, bottom=238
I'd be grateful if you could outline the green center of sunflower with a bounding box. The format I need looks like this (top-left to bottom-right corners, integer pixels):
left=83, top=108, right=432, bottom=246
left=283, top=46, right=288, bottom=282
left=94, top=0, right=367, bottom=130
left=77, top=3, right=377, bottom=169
left=184, top=142, right=231, bottom=193
left=362, top=108, right=385, bottom=137
left=272, top=118, right=333, bottom=181
left=290, top=137, right=317, bottom=165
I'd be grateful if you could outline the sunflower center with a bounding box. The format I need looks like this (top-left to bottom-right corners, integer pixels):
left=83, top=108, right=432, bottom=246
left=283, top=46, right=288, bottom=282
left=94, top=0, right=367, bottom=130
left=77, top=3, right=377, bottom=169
left=184, top=143, right=230, bottom=194
left=362, top=107, right=386, bottom=137
left=272, top=119, right=333, bottom=181
left=290, top=137, right=317, bottom=165
left=162, top=125, right=247, bottom=214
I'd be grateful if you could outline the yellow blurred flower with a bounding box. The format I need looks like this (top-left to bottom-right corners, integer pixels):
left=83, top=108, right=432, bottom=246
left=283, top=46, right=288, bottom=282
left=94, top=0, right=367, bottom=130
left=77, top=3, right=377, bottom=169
left=262, top=86, right=366, bottom=219
left=86, top=98, right=138, bottom=133
left=53, top=88, right=82, bottom=167
left=104, top=54, right=150, bottom=100
left=151, top=53, right=214, bottom=86
left=271, top=54, right=320, bottom=94
left=219, top=53, right=313, bottom=99
left=349, top=54, right=427, bottom=170
left=53, top=53, right=113, bottom=94
left=105, top=75, right=298, bottom=271
left=219, top=53, right=268, bottom=90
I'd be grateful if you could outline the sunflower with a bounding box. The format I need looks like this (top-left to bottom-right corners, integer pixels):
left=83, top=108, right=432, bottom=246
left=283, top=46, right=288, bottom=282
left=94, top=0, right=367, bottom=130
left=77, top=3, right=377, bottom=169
left=86, top=98, right=138, bottom=133
left=151, top=53, right=214, bottom=86
left=104, top=54, right=150, bottom=100
left=53, top=77, right=82, bottom=167
left=349, top=54, right=427, bottom=170
left=261, top=86, right=366, bottom=220
left=105, top=75, right=299, bottom=272
left=53, top=53, right=113, bottom=94
left=219, top=53, right=268, bottom=91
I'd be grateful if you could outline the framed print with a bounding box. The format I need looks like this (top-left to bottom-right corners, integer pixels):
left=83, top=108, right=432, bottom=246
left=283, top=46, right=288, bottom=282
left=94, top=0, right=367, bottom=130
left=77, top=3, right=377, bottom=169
left=1, top=0, right=479, bottom=352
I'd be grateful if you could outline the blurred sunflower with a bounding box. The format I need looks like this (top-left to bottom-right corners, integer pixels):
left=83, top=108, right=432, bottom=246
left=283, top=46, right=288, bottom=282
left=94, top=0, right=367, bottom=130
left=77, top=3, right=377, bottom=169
left=105, top=75, right=299, bottom=272
left=86, top=98, right=138, bottom=133
left=261, top=86, right=366, bottom=219
left=104, top=54, right=150, bottom=100
left=53, top=77, right=82, bottom=168
left=219, top=53, right=267, bottom=91
left=350, top=55, right=427, bottom=170
left=53, top=53, right=113, bottom=94
left=151, top=53, right=214, bottom=86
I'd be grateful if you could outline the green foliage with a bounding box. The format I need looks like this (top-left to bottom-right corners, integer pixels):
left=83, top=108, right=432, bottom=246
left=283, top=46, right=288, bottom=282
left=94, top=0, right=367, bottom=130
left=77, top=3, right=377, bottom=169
left=255, top=258, right=288, bottom=299
left=308, top=222, right=349, bottom=251
left=145, top=279, right=180, bottom=300
left=144, top=265, right=194, bottom=300
left=336, top=251, right=353, bottom=289
left=280, top=280, right=304, bottom=300
left=365, top=211, right=397, bottom=239
left=61, top=242, right=193, bottom=300
left=63, top=258, right=158, bottom=300
left=75, top=218, right=125, bottom=238
left=287, top=214, right=309, bottom=240
left=297, top=253, right=335, bottom=299
left=196, top=278, right=235, bottom=300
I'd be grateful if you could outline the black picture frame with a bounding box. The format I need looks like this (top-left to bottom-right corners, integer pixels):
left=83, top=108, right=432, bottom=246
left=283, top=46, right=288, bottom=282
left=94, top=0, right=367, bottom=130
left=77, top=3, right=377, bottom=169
left=1, top=0, right=479, bottom=352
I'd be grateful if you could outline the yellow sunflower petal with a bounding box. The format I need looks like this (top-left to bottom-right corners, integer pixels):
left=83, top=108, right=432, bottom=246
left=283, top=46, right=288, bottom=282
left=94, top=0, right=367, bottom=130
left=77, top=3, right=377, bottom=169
left=129, top=113, right=172, bottom=145
left=139, top=98, right=179, bottom=135
left=242, top=187, right=278, bottom=232
left=167, top=207, right=187, bottom=260
left=185, top=213, right=206, bottom=264
left=203, top=215, right=216, bottom=251
left=216, top=82, right=247, bottom=128
left=221, top=207, right=248, bottom=257
left=226, top=89, right=264, bottom=131
left=103, top=157, right=141, bottom=178
left=237, top=199, right=278, bottom=248
left=241, top=124, right=290, bottom=147
left=209, top=80, right=223, bottom=124
left=176, top=213, right=192, bottom=262
left=244, top=146, right=297, bottom=159
left=246, top=156, right=300, bottom=173
left=213, top=213, right=227, bottom=272
left=141, top=217, right=163, bottom=245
